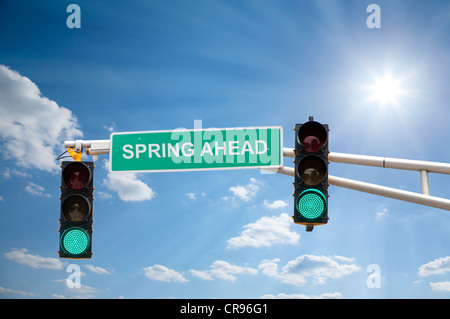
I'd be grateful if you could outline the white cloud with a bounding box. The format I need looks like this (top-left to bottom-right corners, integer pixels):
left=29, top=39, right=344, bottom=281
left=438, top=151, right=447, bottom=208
left=263, top=199, right=288, bottom=210
left=261, top=292, right=342, bottom=299
left=0, top=65, right=82, bottom=172
left=418, top=257, right=450, bottom=293
left=95, top=190, right=113, bottom=200
left=185, top=192, right=206, bottom=201
left=143, top=264, right=189, bottom=283
left=103, top=122, right=116, bottom=133
left=102, top=160, right=155, bottom=202
left=281, top=255, right=360, bottom=285
left=376, top=207, right=388, bottom=221
left=418, top=256, right=450, bottom=277
left=314, top=292, right=343, bottom=299
left=72, top=284, right=97, bottom=297
left=55, top=279, right=97, bottom=298
left=147, top=255, right=358, bottom=287
left=189, top=269, right=214, bottom=281
left=430, top=281, right=450, bottom=292
left=228, top=178, right=259, bottom=201
left=85, top=265, right=111, bottom=275
left=185, top=193, right=197, bottom=200
left=0, top=286, right=34, bottom=296
left=227, top=213, right=300, bottom=249
left=25, top=181, right=51, bottom=198
left=258, top=258, right=281, bottom=277
left=2, top=167, right=31, bottom=179
left=259, top=255, right=360, bottom=286
left=4, top=248, right=64, bottom=270
left=190, top=260, right=257, bottom=282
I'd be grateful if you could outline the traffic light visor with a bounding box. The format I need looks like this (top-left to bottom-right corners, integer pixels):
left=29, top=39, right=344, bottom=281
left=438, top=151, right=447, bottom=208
left=63, top=162, right=90, bottom=190
left=296, top=189, right=327, bottom=220
left=298, top=122, right=327, bottom=153
left=60, top=228, right=90, bottom=256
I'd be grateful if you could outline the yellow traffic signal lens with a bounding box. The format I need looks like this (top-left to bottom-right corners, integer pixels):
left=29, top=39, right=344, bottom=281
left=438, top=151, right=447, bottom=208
left=298, top=156, right=327, bottom=186
left=62, top=195, right=90, bottom=222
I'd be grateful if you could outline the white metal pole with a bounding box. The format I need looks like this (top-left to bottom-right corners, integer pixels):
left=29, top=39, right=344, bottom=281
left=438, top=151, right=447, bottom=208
left=283, top=147, right=295, bottom=158
left=261, top=166, right=450, bottom=211
left=331, top=152, right=450, bottom=175
left=65, top=140, right=111, bottom=155
left=328, top=175, right=450, bottom=211
left=420, top=170, right=430, bottom=195
left=283, top=147, right=450, bottom=175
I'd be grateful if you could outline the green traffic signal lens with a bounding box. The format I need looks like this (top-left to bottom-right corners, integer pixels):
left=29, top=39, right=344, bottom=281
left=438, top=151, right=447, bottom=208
left=297, top=189, right=327, bottom=220
left=61, top=228, right=90, bottom=256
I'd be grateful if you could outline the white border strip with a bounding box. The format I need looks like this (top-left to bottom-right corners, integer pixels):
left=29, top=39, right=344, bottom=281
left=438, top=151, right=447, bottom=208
left=109, top=126, right=283, bottom=173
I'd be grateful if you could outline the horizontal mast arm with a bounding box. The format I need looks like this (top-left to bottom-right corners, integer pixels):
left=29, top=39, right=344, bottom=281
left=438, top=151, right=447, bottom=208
left=283, top=148, right=450, bottom=175
left=261, top=166, right=450, bottom=211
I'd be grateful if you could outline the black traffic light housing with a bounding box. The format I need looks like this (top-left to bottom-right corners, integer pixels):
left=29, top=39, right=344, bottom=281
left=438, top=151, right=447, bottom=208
left=293, top=118, right=329, bottom=230
left=59, top=161, right=94, bottom=259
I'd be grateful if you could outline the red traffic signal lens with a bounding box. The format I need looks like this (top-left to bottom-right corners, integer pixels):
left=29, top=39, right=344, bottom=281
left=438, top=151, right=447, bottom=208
left=63, top=162, right=90, bottom=190
left=298, top=156, right=327, bottom=186
left=298, top=122, right=327, bottom=153
left=62, top=195, right=90, bottom=222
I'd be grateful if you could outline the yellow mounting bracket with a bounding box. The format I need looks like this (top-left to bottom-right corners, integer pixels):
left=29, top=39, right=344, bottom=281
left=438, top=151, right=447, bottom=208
left=67, top=148, right=82, bottom=162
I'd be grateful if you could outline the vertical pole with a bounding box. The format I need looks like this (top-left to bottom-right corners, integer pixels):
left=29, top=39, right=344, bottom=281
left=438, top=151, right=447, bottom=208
left=420, top=170, right=430, bottom=195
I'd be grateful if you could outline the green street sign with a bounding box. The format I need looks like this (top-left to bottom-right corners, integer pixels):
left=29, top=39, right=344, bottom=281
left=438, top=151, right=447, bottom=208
left=110, top=126, right=283, bottom=172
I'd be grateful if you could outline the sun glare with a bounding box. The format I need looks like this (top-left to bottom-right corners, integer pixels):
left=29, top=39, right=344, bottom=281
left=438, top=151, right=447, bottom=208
left=368, top=75, right=403, bottom=106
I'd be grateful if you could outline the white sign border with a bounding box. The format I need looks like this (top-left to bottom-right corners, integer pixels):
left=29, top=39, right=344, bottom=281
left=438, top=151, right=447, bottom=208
left=109, top=126, right=283, bottom=173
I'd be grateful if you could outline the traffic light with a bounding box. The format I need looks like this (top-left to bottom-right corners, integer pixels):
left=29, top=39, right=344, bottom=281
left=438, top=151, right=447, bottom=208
left=293, top=118, right=329, bottom=231
left=59, top=161, right=94, bottom=259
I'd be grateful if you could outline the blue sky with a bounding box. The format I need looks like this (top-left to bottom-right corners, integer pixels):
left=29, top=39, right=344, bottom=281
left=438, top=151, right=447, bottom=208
left=0, top=0, right=449, bottom=299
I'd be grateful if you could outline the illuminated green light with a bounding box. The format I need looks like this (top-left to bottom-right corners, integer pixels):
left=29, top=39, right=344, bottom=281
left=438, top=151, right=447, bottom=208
left=297, top=189, right=326, bottom=220
left=61, top=228, right=89, bottom=256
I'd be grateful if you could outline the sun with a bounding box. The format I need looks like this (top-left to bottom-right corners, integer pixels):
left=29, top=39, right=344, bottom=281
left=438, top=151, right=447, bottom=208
left=367, top=74, right=404, bottom=106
